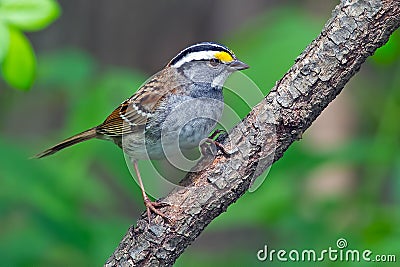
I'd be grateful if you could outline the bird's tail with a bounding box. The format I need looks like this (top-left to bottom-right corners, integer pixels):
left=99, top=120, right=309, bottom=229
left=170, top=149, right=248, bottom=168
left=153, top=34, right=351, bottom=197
left=34, top=127, right=98, bottom=158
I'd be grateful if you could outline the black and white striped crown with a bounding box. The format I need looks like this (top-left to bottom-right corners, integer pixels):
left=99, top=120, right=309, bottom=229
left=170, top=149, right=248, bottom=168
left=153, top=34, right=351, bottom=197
left=167, top=42, right=236, bottom=68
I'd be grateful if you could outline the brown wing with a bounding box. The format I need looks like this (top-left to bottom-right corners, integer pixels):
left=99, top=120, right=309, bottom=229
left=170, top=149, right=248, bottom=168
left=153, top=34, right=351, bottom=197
left=97, top=68, right=188, bottom=137
left=97, top=102, right=134, bottom=137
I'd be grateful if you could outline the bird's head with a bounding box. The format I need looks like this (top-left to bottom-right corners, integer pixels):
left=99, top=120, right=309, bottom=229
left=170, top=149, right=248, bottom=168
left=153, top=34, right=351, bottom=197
left=167, top=42, right=249, bottom=87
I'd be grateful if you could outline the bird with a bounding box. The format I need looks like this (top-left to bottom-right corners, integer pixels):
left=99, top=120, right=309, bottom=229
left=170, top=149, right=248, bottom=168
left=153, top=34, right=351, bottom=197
left=35, top=42, right=249, bottom=222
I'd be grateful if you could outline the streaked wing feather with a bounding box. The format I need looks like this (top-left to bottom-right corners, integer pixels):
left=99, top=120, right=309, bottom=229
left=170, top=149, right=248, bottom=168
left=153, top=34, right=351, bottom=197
left=98, top=104, right=133, bottom=136
left=97, top=68, right=187, bottom=137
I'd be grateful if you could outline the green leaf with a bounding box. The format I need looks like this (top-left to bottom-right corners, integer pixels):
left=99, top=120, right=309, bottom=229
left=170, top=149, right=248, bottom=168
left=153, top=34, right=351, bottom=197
left=1, top=28, right=36, bottom=90
left=0, top=0, right=60, bottom=31
left=0, top=22, right=9, bottom=63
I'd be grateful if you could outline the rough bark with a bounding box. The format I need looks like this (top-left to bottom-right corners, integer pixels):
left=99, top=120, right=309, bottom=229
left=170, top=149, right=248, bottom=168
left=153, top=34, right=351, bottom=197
left=105, top=0, right=400, bottom=266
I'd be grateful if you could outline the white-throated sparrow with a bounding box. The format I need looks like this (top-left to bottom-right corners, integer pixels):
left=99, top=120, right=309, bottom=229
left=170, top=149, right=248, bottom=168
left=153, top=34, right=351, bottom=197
left=35, top=42, right=249, bottom=222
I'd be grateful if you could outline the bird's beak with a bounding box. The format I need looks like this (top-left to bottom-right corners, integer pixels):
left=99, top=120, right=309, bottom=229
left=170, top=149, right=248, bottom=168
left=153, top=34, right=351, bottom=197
left=229, top=59, right=250, bottom=70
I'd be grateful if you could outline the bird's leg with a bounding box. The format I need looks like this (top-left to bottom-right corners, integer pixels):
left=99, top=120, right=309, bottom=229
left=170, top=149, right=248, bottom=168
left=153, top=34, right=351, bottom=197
left=205, top=138, right=230, bottom=156
left=132, top=160, right=170, bottom=224
left=200, top=129, right=230, bottom=156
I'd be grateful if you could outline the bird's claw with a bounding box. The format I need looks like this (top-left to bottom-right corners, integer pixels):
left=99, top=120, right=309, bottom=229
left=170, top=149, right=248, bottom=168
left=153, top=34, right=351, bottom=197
left=143, top=197, right=172, bottom=224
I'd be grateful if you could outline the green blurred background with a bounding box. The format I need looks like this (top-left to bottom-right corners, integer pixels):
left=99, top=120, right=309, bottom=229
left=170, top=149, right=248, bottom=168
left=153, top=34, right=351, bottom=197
left=1, top=0, right=399, bottom=266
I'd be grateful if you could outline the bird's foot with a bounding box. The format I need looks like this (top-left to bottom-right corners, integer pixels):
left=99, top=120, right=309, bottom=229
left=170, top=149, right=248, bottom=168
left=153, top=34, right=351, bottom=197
left=200, top=129, right=230, bottom=156
left=208, top=139, right=230, bottom=156
left=143, top=196, right=171, bottom=224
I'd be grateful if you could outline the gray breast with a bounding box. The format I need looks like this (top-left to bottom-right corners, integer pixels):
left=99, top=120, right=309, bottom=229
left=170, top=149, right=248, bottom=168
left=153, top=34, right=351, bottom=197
left=143, top=84, right=224, bottom=157
left=160, top=96, right=223, bottom=148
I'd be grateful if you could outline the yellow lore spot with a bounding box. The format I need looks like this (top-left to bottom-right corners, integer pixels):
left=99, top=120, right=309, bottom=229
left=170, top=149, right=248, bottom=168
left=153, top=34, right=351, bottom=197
left=214, top=51, right=234, bottom=62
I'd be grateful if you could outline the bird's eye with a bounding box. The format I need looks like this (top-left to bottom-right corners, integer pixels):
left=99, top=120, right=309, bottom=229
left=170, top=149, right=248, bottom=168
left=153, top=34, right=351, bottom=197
left=209, top=58, right=220, bottom=67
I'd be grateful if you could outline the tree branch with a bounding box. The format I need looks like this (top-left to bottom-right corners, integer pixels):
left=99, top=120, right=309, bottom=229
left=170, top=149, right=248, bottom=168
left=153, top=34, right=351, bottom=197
left=105, top=1, right=400, bottom=266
